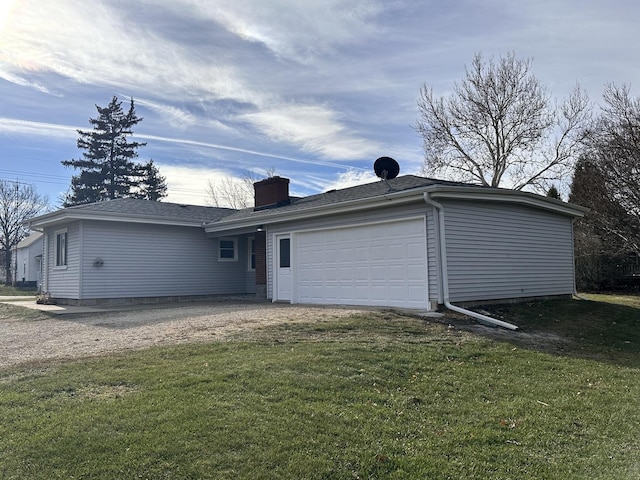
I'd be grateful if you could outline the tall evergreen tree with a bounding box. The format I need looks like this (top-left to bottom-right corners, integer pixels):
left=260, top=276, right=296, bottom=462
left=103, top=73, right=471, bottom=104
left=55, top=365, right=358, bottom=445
left=62, top=96, right=147, bottom=206
left=569, top=156, right=639, bottom=289
left=137, top=160, right=168, bottom=201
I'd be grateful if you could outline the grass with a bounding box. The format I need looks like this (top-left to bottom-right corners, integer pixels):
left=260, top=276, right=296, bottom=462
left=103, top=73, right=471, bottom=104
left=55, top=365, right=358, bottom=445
left=0, top=285, right=38, bottom=297
left=481, top=293, right=640, bottom=366
left=0, top=296, right=639, bottom=479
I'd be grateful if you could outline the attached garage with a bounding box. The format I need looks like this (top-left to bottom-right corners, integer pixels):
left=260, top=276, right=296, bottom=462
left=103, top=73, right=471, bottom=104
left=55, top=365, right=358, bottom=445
left=279, top=218, right=429, bottom=309
left=200, top=174, right=587, bottom=319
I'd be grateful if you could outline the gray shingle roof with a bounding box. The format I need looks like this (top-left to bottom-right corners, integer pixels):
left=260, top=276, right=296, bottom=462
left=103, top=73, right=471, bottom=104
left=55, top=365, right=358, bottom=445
left=17, top=231, right=43, bottom=248
left=30, top=198, right=235, bottom=226
left=211, top=175, right=474, bottom=224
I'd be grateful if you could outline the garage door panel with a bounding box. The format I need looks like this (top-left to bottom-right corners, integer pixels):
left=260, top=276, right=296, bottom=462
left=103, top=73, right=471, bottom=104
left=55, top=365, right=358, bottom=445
left=295, top=219, right=428, bottom=309
left=388, top=264, right=405, bottom=281
left=355, top=266, right=369, bottom=280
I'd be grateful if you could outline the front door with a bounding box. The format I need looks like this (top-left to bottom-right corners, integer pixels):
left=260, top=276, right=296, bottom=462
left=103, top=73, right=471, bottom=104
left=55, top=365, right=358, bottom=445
left=275, top=234, right=292, bottom=301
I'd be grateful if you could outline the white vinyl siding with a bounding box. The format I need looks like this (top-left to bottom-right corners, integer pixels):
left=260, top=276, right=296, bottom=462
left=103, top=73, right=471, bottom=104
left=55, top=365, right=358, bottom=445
left=425, top=207, right=441, bottom=302
left=46, top=222, right=81, bottom=298
left=79, top=221, right=246, bottom=299
left=441, top=200, right=576, bottom=302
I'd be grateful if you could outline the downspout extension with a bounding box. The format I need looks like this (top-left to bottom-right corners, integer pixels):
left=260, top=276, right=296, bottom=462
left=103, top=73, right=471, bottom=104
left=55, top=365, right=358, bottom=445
left=423, top=193, right=518, bottom=331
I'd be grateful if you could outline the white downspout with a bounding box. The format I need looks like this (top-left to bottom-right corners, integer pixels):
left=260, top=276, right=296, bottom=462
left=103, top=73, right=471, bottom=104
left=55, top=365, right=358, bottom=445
left=423, top=193, right=518, bottom=331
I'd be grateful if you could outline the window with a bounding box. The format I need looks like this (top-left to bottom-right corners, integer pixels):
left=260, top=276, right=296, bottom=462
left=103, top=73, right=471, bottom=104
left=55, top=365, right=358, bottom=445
left=279, top=238, right=290, bottom=268
left=248, top=237, right=256, bottom=271
left=55, top=230, right=67, bottom=267
left=219, top=238, right=237, bottom=261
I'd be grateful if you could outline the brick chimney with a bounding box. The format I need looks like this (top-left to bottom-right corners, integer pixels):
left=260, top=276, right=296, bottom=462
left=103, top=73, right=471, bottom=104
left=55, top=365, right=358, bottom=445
left=253, top=176, right=290, bottom=210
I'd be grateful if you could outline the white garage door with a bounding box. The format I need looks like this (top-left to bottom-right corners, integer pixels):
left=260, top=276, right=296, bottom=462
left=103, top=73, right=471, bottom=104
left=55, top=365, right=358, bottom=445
left=294, top=218, right=428, bottom=309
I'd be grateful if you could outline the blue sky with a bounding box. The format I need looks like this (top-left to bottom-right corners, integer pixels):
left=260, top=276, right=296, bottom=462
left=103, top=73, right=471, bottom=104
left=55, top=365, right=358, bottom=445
left=1, top=0, right=639, bottom=206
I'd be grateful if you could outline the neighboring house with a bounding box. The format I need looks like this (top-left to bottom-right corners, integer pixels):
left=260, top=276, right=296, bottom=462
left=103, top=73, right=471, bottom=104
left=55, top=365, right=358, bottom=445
left=15, top=232, right=44, bottom=289
left=25, top=175, right=587, bottom=314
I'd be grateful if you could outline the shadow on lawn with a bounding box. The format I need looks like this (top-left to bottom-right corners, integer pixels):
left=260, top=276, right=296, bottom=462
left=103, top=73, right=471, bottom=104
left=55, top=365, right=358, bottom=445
left=455, top=297, right=640, bottom=368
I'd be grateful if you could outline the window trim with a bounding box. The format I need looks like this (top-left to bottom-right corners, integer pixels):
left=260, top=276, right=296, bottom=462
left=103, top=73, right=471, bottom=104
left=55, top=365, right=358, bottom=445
left=279, top=237, right=291, bottom=268
left=54, top=229, right=68, bottom=269
left=218, top=237, right=238, bottom=262
left=248, top=236, right=256, bottom=271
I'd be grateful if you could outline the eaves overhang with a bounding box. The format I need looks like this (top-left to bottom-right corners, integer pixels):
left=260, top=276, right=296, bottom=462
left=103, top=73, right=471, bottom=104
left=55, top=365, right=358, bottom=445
left=24, top=211, right=207, bottom=229
left=423, top=185, right=588, bottom=218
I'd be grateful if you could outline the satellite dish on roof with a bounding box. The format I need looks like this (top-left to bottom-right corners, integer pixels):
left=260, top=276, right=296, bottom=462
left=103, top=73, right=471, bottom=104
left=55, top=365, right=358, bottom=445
left=374, top=156, right=400, bottom=180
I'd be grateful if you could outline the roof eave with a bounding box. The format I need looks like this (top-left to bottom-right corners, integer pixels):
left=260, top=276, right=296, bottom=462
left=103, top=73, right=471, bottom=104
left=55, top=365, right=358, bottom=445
left=25, top=212, right=210, bottom=229
left=424, top=185, right=588, bottom=217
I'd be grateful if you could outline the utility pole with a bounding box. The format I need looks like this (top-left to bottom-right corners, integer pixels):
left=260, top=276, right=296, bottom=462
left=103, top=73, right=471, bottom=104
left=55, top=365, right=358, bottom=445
left=13, top=180, right=19, bottom=286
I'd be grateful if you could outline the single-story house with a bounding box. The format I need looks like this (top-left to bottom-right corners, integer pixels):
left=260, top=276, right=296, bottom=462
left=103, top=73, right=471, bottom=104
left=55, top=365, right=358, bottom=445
left=15, top=231, right=44, bottom=289
left=25, top=175, right=587, bottom=321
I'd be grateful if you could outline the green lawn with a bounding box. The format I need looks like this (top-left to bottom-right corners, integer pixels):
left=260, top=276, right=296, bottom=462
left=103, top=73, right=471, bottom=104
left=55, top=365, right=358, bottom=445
left=0, top=285, right=38, bottom=296
left=0, top=296, right=639, bottom=479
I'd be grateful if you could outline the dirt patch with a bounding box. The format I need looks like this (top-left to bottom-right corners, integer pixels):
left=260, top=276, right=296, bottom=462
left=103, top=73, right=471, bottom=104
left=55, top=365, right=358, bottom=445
left=426, top=312, right=575, bottom=354
left=0, top=302, right=371, bottom=370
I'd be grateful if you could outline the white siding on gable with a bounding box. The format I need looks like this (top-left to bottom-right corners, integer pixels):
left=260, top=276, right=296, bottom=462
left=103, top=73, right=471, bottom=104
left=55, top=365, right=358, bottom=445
left=79, top=220, right=247, bottom=299
left=442, top=200, right=575, bottom=302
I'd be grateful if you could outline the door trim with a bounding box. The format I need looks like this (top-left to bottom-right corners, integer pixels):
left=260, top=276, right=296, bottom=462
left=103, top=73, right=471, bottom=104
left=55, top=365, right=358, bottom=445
left=273, top=233, right=292, bottom=302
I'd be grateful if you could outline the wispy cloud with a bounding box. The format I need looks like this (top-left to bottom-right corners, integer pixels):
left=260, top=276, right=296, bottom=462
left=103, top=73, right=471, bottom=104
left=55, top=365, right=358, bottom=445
left=0, top=117, right=78, bottom=139
left=1, top=1, right=255, bottom=101
left=140, top=133, right=369, bottom=170
left=317, top=169, right=379, bottom=192
left=195, top=0, right=384, bottom=63
left=239, top=104, right=380, bottom=160
left=0, top=71, right=55, bottom=95
left=1, top=1, right=389, bottom=165
left=134, top=98, right=199, bottom=129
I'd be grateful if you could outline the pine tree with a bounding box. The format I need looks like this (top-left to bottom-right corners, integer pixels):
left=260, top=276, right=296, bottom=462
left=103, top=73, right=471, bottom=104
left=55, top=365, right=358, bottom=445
left=569, top=156, right=639, bottom=289
left=546, top=185, right=561, bottom=200
left=62, top=96, right=146, bottom=206
left=137, top=160, right=168, bottom=201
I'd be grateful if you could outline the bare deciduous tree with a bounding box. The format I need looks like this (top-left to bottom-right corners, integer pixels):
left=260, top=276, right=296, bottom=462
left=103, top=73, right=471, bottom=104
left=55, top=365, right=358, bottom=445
left=590, top=84, right=640, bottom=219
left=416, top=52, right=591, bottom=191
left=0, top=181, right=48, bottom=285
left=206, top=168, right=276, bottom=209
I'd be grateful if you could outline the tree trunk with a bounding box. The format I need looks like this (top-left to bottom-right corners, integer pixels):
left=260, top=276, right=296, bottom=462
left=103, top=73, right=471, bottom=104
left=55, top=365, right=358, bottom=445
left=3, top=247, right=12, bottom=286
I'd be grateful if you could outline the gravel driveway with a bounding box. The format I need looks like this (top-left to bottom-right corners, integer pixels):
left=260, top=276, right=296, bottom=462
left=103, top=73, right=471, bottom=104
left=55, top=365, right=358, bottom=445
left=0, top=301, right=370, bottom=370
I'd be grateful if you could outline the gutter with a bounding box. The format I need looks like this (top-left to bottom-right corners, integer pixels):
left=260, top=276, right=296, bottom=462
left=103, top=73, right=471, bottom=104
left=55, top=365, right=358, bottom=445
left=26, top=213, right=207, bottom=230
left=425, top=185, right=588, bottom=218
left=423, top=193, right=519, bottom=331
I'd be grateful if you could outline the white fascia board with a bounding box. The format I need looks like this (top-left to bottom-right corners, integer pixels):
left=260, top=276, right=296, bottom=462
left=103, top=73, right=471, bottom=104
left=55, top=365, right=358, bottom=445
left=203, top=188, right=423, bottom=234
left=425, top=185, right=588, bottom=217
left=26, top=212, right=205, bottom=229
